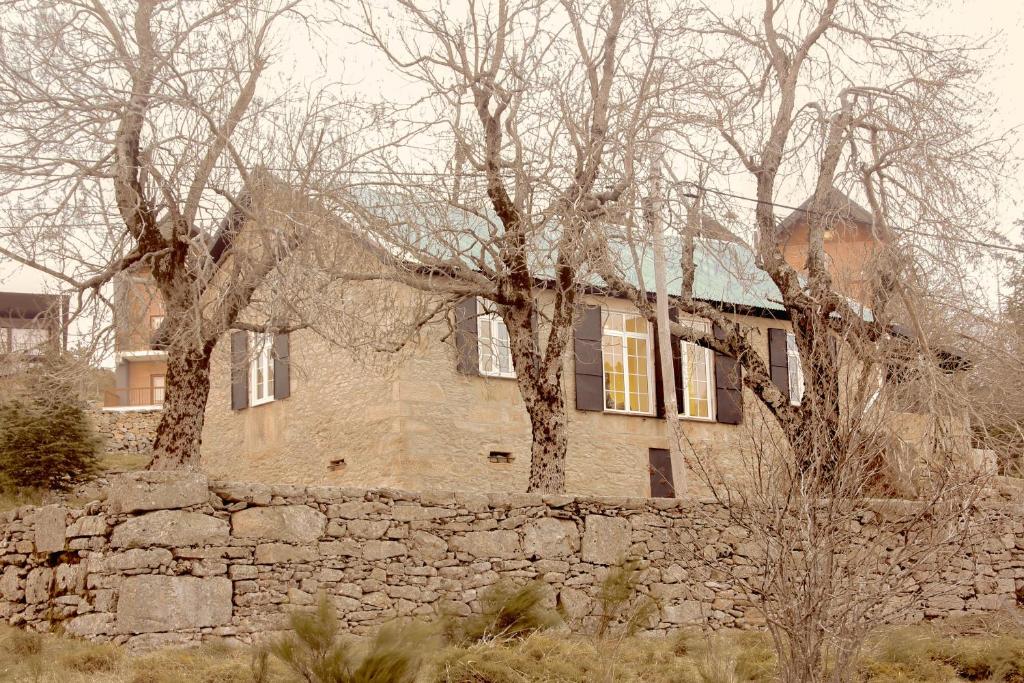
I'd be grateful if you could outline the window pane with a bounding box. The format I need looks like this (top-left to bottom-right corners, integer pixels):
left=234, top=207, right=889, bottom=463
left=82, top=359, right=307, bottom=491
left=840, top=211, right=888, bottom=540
left=627, top=337, right=649, bottom=413
left=602, top=336, right=626, bottom=410
left=624, top=314, right=647, bottom=334
left=604, top=311, right=623, bottom=332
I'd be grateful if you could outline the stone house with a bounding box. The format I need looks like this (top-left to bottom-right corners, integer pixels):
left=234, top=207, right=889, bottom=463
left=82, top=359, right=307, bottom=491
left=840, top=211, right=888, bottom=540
left=198, top=228, right=823, bottom=498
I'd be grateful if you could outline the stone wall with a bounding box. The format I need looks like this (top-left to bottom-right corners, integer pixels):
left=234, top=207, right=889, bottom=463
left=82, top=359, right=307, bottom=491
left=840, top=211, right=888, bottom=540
left=90, top=405, right=160, bottom=453
left=0, top=473, right=1021, bottom=648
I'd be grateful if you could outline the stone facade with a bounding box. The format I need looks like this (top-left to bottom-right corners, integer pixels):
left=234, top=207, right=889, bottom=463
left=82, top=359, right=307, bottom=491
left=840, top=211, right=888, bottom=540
left=201, top=290, right=785, bottom=498
left=0, top=473, right=1020, bottom=647
left=90, top=404, right=160, bottom=453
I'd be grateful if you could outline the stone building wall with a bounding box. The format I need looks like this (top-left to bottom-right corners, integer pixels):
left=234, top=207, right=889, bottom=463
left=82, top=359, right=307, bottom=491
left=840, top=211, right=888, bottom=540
left=90, top=405, right=160, bottom=453
left=0, top=473, right=1020, bottom=648
left=200, top=287, right=787, bottom=498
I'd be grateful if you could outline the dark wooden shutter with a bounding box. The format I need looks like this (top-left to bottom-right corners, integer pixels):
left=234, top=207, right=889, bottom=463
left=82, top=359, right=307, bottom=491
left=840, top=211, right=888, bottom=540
left=669, top=309, right=686, bottom=409
left=273, top=332, right=291, bottom=400
left=648, top=448, right=675, bottom=498
left=653, top=321, right=665, bottom=418
left=454, top=297, right=479, bottom=375
left=230, top=330, right=249, bottom=411
left=574, top=305, right=604, bottom=411
left=767, top=328, right=790, bottom=402
left=713, top=322, right=743, bottom=424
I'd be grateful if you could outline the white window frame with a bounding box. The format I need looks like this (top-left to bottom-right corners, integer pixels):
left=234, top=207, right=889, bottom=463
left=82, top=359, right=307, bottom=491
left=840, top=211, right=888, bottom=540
left=601, top=310, right=656, bottom=416
left=786, top=331, right=804, bottom=406
left=677, top=319, right=716, bottom=421
left=477, top=299, right=516, bottom=379
left=249, top=332, right=276, bottom=406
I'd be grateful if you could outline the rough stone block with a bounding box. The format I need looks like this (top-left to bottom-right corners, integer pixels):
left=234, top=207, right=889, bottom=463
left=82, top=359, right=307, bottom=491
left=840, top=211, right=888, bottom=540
left=319, top=540, right=361, bottom=557
left=25, top=567, right=52, bottom=604
left=411, top=531, right=448, bottom=561
left=558, top=587, right=591, bottom=618
left=92, top=548, right=174, bottom=572
left=523, top=518, right=580, bottom=559
left=362, top=541, right=408, bottom=560
left=327, top=501, right=389, bottom=519
left=66, top=515, right=108, bottom=538
left=116, top=575, right=232, bottom=633
left=0, top=566, right=23, bottom=602
left=32, top=505, right=67, bottom=553
left=107, top=472, right=209, bottom=514
left=581, top=515, right=631, bottom=565
left=65, top=613, right=114, bottom=637
left=112, top=510, right=229, bottom=548
left=662, top=600, right=704, bottom=624
left=255, top=543, right=316, bottom=564
left=451, top=530, right=520, bottom=559
left=347, top=520, right=390, bottom=539
left=232, top=505, right=326, bottom=543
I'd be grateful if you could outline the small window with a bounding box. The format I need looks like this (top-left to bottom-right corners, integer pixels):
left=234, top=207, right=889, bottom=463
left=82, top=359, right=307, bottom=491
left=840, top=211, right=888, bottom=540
left=488, top=451, right=514, bottom=463
left=249, top=333, right=276, bottom=406
left=787, top=332, right=804, bottom=406
left=150, top=314, right=165, bottom=331
left=677, top=319, right=715, bottom=420
left=602, top=311, right=654, bottom=414
left=477, top=300, right=516, bottom=378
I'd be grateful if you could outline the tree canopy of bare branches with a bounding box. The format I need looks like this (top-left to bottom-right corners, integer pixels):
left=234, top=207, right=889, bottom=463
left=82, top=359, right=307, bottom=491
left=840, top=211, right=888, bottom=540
left=0, top=0, right=367, bottom=468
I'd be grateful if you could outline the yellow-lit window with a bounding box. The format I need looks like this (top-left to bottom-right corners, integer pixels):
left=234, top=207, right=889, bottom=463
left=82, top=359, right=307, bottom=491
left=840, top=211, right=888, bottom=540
left=602, top=311, right=653, bottom=414
left=677, top=319, right=714, bottom=420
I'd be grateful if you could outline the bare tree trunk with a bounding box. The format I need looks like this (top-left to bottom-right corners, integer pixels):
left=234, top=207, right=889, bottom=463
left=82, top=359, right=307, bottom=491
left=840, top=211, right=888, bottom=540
left=149, top=339, right=215, bottom=470
left=524, top=383, right=569, bottom=493
left=648, top=135, right=686, bottom=494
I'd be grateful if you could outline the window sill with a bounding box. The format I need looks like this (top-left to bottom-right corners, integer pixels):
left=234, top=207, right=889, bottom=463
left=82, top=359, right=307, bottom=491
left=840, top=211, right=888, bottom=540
left=603, top=408, right=657, bottom=418
left=678, top=414, right=715, bottom=423
left=250, top=397, right=276, bottom=408
left=479, top=371, right=517, bottom=380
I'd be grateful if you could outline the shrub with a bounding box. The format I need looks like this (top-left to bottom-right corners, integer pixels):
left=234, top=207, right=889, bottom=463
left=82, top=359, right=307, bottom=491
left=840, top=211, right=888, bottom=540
left=594, top=558, right=657, bottom=638
left=0, top=374, right=100, bottom=491
left=59, top=642, right=121, bottom=673
left=453, top=580, right=561, bottom=645
left=267, top=593, right=433, bottom=683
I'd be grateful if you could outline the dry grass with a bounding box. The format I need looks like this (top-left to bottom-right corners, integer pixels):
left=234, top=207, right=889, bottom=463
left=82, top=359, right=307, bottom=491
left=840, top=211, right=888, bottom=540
left=1, top=618, right=1023, bottom=682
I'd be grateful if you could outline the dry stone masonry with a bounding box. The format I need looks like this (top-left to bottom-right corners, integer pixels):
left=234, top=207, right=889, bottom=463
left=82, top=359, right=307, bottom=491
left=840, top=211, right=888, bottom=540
left=90, top=405, right=160, bottom=453
left=0, top=472, right=1021, bottom=648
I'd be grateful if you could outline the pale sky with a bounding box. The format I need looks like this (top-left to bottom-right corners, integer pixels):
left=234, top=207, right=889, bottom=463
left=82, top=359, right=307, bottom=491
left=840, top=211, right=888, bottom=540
left=2, top=0, right=1023, bottom=301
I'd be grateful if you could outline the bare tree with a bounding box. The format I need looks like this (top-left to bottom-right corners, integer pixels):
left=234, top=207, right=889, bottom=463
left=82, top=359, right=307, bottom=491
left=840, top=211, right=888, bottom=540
left=339, top=0, right=682, bottom=492
left=0, top=0, right=365, bottom=469
left=589, top=1, right=1007, bottom=680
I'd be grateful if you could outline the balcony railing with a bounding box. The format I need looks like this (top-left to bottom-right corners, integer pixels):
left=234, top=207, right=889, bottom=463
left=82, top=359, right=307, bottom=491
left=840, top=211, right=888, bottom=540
left=103, top=387, right=165, bottom=408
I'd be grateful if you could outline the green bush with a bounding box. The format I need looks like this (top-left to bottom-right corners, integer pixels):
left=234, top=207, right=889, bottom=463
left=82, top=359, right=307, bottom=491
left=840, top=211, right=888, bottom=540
left=0, top=383, right=100, bottom=491
left=452, top=580, right=562, bottom=645
left=267, top=593, right=434, bottom=683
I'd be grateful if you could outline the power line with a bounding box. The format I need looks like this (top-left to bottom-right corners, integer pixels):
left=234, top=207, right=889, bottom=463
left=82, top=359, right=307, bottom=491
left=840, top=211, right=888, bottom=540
left=1, top=160, right=1020, bottom=256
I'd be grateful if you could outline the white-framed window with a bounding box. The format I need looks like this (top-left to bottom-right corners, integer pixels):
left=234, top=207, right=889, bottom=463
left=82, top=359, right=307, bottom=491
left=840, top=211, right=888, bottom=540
left=10, top=326, right=48, bottom=354
left=602, top=310, right=654, bottom=415
left=678, top=319, right=715, bottom=420
left=787, top=331, right=804, bottom=406
left=249, top=333, right=276, bottom=406
left=477, top=299, right=516, bottom=378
